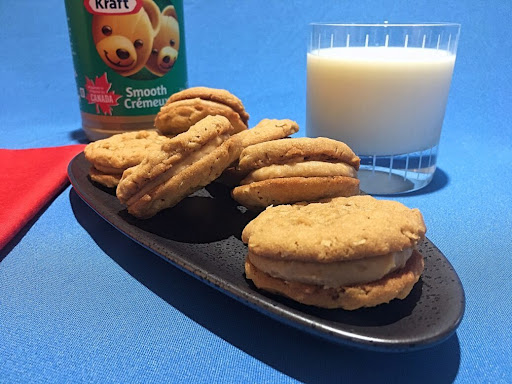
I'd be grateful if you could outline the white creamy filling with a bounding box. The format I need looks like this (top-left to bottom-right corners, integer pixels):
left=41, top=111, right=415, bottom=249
left=248, top=249, right=413, bottom=287
left=241, top=161, right=357, bottom=185
left=126, top=135, right=227, bottom=205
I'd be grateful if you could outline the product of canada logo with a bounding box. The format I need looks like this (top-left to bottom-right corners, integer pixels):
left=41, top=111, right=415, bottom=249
left=85, top=73, right=122, bottom=115
left=89, top=0, right=180, bottom=78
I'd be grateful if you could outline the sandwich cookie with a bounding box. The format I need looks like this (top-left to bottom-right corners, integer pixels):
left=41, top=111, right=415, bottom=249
left=217, top=118, right=300, bottom=186
left=155, top=87, right=249, bottom=135
left=84, top=130, right=171, bottom=188
left=242, top=195, right=427, bottom=310
left=232, top=137, right=360, bottom=209
left=117, top=115, right=240, bottom=219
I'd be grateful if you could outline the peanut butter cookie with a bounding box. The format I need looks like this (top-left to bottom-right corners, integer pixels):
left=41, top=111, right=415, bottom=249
left=242, top=195, right=426, bottom=309
left=155, top=87, right=249, bottom=135
left=116, top=115, right=241, bottom=219
left=218, top=118, right=300, bottom=186
left=84, top=130, right=170, bottom=187
left=233, top=118, right=299, bottom=148
left=232, top=137, right=360, bottom=209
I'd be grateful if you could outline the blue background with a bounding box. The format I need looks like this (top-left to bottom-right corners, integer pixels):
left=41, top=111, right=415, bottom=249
left=1, top=0, right=511, bottom=383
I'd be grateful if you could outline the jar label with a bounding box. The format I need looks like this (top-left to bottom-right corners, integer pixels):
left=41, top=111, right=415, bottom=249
left=65, top=0, right=187, bottom=117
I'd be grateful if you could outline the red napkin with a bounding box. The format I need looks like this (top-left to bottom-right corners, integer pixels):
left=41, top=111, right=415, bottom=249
left=0, top=145, right=86, bottom=250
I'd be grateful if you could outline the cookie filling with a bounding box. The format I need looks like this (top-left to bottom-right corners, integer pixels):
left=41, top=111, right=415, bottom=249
left=240, top=161, right=357, bottom=184
left=247, top=248, right=413, bottom=287
left=93, top=164, right=126, bottom=174
left=125, top=134, right=229, bottom=206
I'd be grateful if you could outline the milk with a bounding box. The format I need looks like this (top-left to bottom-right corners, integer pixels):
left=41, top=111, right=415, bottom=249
left=307, top=47, right=456, bottom=155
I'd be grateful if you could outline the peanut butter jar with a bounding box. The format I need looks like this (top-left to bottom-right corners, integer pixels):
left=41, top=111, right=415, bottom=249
left=65, top=0, right=188, bottom=140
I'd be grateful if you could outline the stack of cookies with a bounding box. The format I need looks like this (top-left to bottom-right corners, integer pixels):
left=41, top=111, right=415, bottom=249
left=83, top=85, right=427, bottom=310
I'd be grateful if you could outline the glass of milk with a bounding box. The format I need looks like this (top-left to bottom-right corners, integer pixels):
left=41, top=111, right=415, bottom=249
left=307, top=23, right=460, bottom=194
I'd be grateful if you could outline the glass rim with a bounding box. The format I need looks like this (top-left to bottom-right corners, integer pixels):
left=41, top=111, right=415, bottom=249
left=309, top=22, right=460, bottom=28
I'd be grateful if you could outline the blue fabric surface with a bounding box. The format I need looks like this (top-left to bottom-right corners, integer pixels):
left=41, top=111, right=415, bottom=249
left=1, top=0, right=511, bottom=383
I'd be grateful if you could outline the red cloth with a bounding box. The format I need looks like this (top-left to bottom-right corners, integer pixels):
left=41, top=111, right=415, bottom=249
left=0, top=145, right=86, bottom=250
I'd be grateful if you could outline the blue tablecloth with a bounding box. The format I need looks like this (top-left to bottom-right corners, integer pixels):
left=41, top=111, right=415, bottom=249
left=1, top=1, right=511, bottom=383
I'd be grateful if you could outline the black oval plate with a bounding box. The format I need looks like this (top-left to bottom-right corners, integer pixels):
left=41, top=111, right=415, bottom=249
left=68, top=153, right=465, bottom=352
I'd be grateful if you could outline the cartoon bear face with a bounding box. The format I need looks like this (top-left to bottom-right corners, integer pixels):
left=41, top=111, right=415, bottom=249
left=92, top=0, right=161, bottom=77
left=145, top=6, right=180, bottom=77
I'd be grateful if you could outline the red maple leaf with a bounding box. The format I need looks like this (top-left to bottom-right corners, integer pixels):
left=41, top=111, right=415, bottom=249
left=85, top=73, right=122, bottom=115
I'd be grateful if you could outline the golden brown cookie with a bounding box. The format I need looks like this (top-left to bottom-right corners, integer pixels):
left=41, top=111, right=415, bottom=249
left=155, top=87, right=249, bottom=135
left=155, top=99, right=247, bottom=134
left=234, top=118, right=299, bottom=148
left=242, top=195, right=427, bottom=309
left=237, top=137, right=360, bottom=172
left=84, top=130, right=171, bottom=187
left=116, top=115, right=240, bottom=218
left=166, top=86, right=249, bottom=124
left=232, top=176, right=359, bottom=208
left=217, top=118, right=300, bottom=186
left=232, top=137, right=360, bottom=209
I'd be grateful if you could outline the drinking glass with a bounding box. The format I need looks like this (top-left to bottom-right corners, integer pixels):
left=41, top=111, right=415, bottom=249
left=307, top=23, right=460, bottom=194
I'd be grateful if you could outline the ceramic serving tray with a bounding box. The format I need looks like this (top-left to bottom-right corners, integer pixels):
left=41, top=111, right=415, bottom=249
left=68, top=152, right=465, bottom=352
